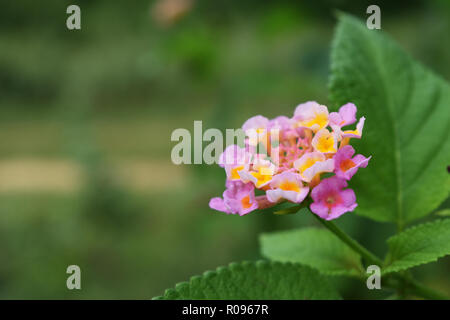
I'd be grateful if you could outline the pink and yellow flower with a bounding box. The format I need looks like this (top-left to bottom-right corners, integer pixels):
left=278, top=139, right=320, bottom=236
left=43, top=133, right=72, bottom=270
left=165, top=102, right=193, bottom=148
left=242, top=115, right=269, bottom=146
left=209, top=101, right=370, bottom=221
left=341, top=116, right=365, bottom=139
left=294, top=152, right=334, bottom=183
left=310, top=176, right=357, bottom=220
left=334, top=145, right=371, bottom=180
left=209, top=180, right=258, bottom=216
left=293, top=101, right=329, bottom=132
left=333, top=116, right=365, bottom=141
left=267, top=116, right=292, bottom=132
left=329, top=103, right=357, bottom=128
left=266, top=172, right=309, bottom=203
left=219, top=145, right=250, bottom=181
left=238, top=156, right=276, bottom=188
left=311, top=128, right=338, bottom=154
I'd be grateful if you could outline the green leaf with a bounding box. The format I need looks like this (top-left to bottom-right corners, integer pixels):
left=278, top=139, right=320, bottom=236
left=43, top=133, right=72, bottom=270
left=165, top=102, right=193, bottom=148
left=153, top=260, right=341, bottom=299
left=329, top=14, right=450, bottom=226
left=384, top=219, right=450, bottom=274
left=260, top=228, right=363, bottom=276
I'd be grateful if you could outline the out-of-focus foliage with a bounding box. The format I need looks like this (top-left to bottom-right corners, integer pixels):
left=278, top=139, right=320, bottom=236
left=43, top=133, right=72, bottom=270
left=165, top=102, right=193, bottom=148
left=0, top=0, right=448, bottom=298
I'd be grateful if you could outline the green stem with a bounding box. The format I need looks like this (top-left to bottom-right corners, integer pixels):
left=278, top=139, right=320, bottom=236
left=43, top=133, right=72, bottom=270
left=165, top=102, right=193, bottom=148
left=405, top=278, right=449, bottom=300
left=307, top=210, right=449, bottom=300
left=310, top=211, right=383, bottom=266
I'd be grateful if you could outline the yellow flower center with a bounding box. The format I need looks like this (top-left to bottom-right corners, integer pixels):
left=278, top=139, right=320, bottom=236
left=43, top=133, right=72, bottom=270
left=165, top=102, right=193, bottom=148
left=279, top=180, right=300, bottom=192
left=251, top=167, right=273, bottom=187
left=300, top=112, right=328, bottom=131
left=299, top=157, right=321, bottom=172
left=316, top=133, right=336, bottom=153
left=343, top=129, right=359, bottom=136
left=230, top=166, right=244, bottom=180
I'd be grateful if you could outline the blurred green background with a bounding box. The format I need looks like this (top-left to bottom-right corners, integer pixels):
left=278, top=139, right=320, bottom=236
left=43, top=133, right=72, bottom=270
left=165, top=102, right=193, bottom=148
left=0, top=0, right=449, bottom=299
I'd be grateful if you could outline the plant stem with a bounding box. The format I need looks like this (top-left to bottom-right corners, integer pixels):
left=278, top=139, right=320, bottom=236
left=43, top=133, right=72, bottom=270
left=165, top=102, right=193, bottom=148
left=307, top=210, right=450, bottom=300
left=309, top=211, right=383, bottom=266
left=402, top=276, right=449, bottom=300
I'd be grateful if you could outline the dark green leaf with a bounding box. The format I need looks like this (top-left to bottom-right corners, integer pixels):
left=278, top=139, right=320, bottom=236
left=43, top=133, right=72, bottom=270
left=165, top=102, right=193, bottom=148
left=153, top=260, right=341, bottom=299
left=329, top=14, right=450, bottom=226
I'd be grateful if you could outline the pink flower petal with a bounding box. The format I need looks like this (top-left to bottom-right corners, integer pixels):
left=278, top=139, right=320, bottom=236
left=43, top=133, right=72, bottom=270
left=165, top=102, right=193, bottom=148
left=338, top=103, right=357, bottom=126
left=334, top=145, right=371, bottom=180
left=242, top=115, right=269, bottom=131
left=309, top=176, right=357, bottom=220
left=209, top=197, right=229, bottom=213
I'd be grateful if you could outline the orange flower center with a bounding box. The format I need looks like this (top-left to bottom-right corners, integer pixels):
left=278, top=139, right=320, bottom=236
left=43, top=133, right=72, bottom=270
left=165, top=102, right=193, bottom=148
left=241, top=196, right=252, bottom=209
left=340, top=159, right=356, bottom=172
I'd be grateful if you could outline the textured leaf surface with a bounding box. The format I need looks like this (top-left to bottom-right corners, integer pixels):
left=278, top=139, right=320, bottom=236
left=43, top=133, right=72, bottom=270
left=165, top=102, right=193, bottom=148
left=329, top=15, right=450, bottom=226
left=153, top=260, right=341, bottom=299
left=260, top=228, right=362, bottom=276
left=384, top=219, right=450, bottom=274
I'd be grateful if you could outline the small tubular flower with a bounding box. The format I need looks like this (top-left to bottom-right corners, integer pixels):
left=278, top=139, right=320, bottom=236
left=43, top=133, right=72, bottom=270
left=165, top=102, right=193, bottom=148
left=310, top=176, right=357, bottom=220
left=242, top=115, right=269, bottom=132
left=311, top=128, right=338, bottom=154
left=329, top=103, right=357, bottom=128
left=341, top=116, right=365, bottom=139
left=219, top=145, right=250, bottom=181
left=267, top=116, right=292, bottom=131
left=218, top=144, right=248, bottom=167
left=266, top=172, right=309, bottom=203
left=293, top=101, right=329, bottom=132
left=209, top=101, right=370, bottom=221
left=242, top=115, right=269, bottom=146
left=239, top=156, right=276, bottom=188
left=209, top=180, right=258, bottom=216
left=334, top=145, right=371, bottom=180
left=293, top=152, right=334, bottom=182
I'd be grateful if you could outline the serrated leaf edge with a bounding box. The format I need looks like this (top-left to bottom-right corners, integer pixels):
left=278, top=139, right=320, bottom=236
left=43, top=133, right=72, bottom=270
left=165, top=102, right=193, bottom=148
left=383, top=219, right=450, bottom=274
left=152, top=260, right=332, bottom=299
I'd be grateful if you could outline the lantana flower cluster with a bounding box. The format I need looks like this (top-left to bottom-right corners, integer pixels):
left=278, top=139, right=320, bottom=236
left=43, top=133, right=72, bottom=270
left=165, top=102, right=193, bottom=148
left=209, top=101, right=371, bottom=220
